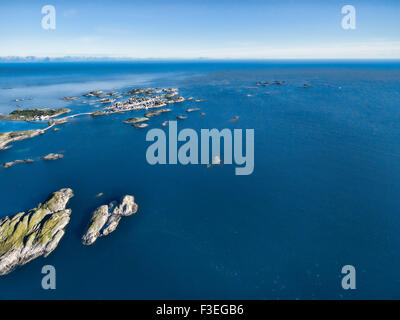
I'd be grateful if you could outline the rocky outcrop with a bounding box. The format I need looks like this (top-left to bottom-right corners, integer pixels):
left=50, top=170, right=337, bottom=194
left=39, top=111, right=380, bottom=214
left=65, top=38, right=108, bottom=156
left=61, top=96, right=78, bottom=101
left=43, top=153, right=64, bottom=161
left=133, top=123, right=149, bottom=129
left=0, top=129, right=44, bottom=151
left=83, top=91, right=104, bottom=97
left=82, top=195, right=138, bottom=246
left=2, top=159, right=34, bottom=169
left=144, top=108, right=171, bottom=118
left=49, top=118, right=67, bottom=125
left=123, top=117, right=149, bottom=124
left=0, top=188, right=74, bottom=276
left=90, top=110, right=107, bottom=117
left=186, top=108, right=200, bottom=113
left=212, top=155, right=222, bottom=165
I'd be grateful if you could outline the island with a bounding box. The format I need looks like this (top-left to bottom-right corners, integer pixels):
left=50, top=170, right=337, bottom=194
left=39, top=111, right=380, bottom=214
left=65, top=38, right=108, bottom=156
left=0, top=108, right=71, bottom=121
left=186, top=108, right=200, bottom=113
left=98, top=88, right=184, bottom=115
left=90, top=88, right=184, bottom=118
left=0, top=87, right=190, bottom=151
left=0, top=129, right=46, bottom=151
left=83, top=90, right=103, bottom=97
left=256, top=80, right=286, bottom=86
left=144, top=108, right=171, bottom=118
left=123, top=117, right=149, bottom=124
left=133, top=123, right=149, bottom=129
left=82, top=195, right=138, bottom=246
left=43, top=153, right=64, bottom=161
left=0, top=188, right=74, bottom=276
left=2, top=158, right=34, bottom=168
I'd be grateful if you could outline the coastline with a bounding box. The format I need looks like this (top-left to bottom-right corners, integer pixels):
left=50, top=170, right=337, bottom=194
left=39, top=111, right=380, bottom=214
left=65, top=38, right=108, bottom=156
left=0, top=87, right=190, bottom=151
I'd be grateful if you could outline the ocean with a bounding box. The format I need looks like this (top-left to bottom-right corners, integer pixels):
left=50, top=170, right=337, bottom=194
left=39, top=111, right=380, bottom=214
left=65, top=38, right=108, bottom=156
left=1, top=61, right=400, bottom=299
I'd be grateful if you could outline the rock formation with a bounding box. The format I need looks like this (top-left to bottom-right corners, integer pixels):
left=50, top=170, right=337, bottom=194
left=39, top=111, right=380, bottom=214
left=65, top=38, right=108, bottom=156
left=123, top=117, right=149, bottom=124
left=2, top=159, right=34, bottom=169
left=186, top=108, right=200, bottom=113
left=133, top=123, right=149, bottom=129
left=0, top=129, right=45, bottom=151
left=82, top=195, right=138, bottom=246
left=0, top=188, right=74, bottom=275
left=43, top=153, right=64, bottom=161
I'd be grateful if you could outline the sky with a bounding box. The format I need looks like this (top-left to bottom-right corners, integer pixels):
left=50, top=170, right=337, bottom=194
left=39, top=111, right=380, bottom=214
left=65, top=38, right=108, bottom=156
left=0, top=0, right=399, bottom=59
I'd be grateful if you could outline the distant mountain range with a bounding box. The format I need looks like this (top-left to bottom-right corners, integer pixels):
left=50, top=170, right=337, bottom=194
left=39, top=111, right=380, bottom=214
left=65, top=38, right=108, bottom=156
left=0, top=56, right=212, bottom=63
left=0, top=56, right=142, bottom=62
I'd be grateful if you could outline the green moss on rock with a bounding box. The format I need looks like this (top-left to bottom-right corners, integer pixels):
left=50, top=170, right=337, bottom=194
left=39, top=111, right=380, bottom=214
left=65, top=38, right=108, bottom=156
left=0, top=188, right=74, bottom=275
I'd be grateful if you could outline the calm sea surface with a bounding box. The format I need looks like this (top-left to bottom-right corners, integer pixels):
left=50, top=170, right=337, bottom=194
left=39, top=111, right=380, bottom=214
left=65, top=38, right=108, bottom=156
left=1, top=61, right=400, bottom=299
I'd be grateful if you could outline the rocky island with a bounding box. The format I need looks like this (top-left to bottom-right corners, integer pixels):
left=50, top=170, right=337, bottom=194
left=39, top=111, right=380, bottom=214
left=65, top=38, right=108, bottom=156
left=2, top=158, right=34, bottom=168
left=100, top=88, right=184, bottom=115
left=0, top=188, right=74, bottom=275
left=123, top=117, right=149, bottom=124
left=256, top=80, right=286, bottom=86
left=0, top=87, right=190, bottom=151
left=186, top=108, right=200, bottom=113
left=133, top=123, right=149, bottom=128
left=0, top=128, right=47, bottom=151
left=61, top=96, right=78, bottom=101
left=144, top=108, right=171, bottom=118
left=43, top=153, right=64, bottom=161
left=0, top=108, right=71, bottom=121
left=82, top=195, right=138, bottom=246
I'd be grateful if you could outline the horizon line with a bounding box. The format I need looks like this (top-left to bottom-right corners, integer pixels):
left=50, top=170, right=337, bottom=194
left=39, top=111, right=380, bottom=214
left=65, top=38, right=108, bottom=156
left=1, top=56, right=400, bottom=62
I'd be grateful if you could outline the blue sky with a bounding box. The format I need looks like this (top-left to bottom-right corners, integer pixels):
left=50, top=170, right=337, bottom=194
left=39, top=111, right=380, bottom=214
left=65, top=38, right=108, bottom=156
left=0, top=0, right=399, bottom=59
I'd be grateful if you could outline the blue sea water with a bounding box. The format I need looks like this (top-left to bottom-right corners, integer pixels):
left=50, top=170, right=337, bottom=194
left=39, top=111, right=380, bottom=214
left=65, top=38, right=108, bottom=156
left=1, top=61, right=400, bottom=299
